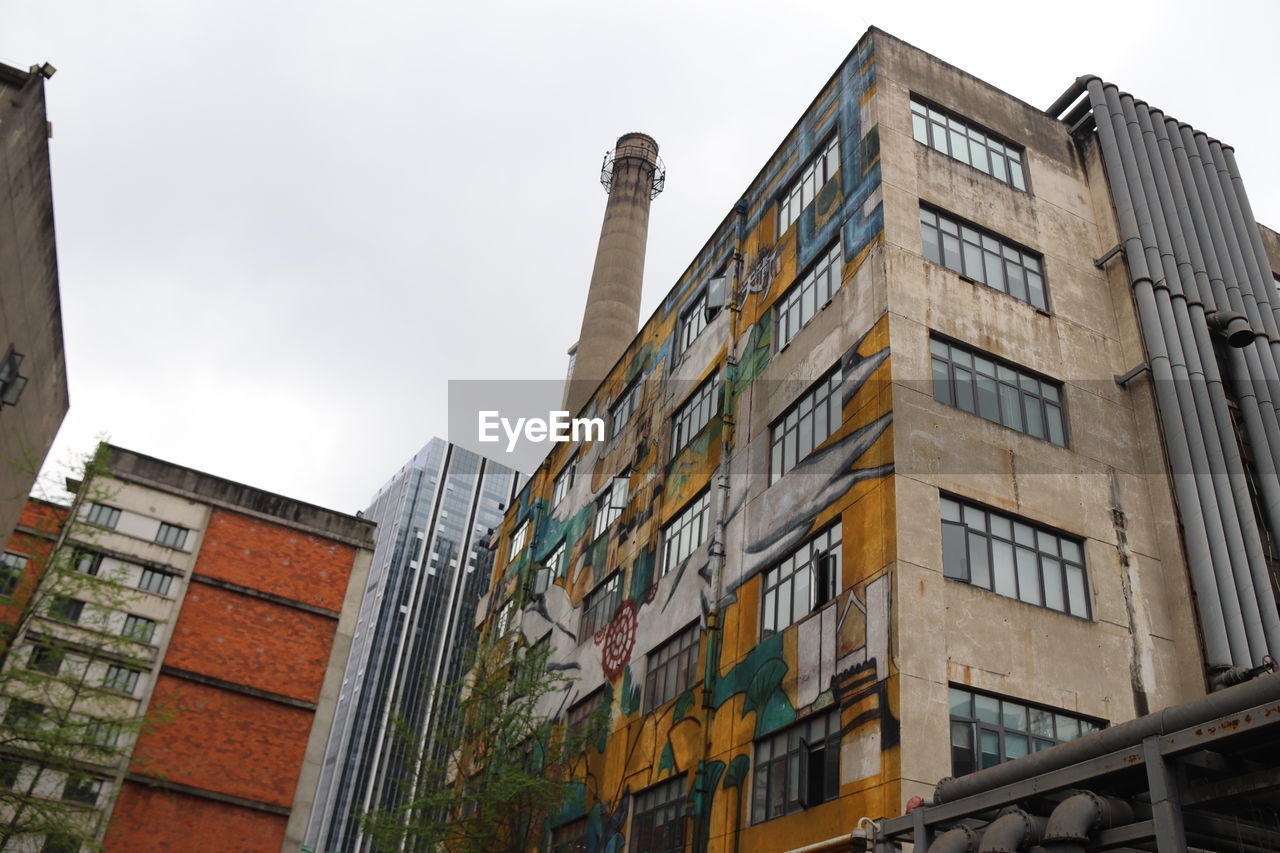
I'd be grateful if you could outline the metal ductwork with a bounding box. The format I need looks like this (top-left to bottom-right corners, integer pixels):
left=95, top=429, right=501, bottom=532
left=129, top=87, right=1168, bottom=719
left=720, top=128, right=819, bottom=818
left=1063, top=77, right=1280, bottom=671
left=1041, top=792, right=1131, bottom=853
left=926, top=824, right=979, bottom=853
left=977, top=807, right=1045, bottom=852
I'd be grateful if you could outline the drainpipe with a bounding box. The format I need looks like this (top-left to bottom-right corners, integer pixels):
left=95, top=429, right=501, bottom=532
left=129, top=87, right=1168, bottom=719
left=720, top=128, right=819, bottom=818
left=1041, top=791, right=1132, bottom=853
left=977, top=808, right=1046, bottom=852
left=1087, top=78, right=1234, bottom=666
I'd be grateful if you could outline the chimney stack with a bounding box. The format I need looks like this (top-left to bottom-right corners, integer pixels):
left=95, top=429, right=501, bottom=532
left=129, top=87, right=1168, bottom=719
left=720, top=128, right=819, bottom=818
left=564, top=133, right=664, bottom=414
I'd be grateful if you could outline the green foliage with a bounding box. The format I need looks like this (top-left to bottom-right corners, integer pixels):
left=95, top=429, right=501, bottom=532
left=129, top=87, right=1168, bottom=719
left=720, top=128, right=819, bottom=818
left=358, top=636, right=603, bottom=853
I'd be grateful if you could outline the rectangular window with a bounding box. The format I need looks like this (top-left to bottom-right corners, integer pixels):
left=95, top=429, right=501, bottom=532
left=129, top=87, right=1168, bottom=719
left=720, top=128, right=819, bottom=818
left=671, top=373, right=721, bottom=455
left=27, top=645, right=63, bottom=676
left=778, top=135, right=840, bottom=235
left=0, top=552, right=26, bottom=597
left=61, top=775, right=101, bottom=806
left=679, top=290, right=709, bottom=354
left=930, top=337, right=1067, bottom=446
left=72, top=549, right=102, bottom=576
left=103, top=665, right=140, bottom=695
left=84, top=720, right=120, bottom=749
left=920, top=207, right=1047, bottom=310
left=0, top=759, right=18, bottom=788
left=48, top=596, right=84, bottom=624
left=661, top=490, right=710, bottom=576
left=949, top=686, right=1102, bottom=777
left=611, top=378, right=642, bottom=438
left=770, top=363, right=844, bottom=482
left=940, top=496, right=1091, bottom=618
left=551, top=459, right=576, bottom=507
left=761, top=521, right=841, bottom=637
left=581, top=573, right=621, bottom=639
left=85, top=502, right=120, bottom=529
left=155, top=522, right=189, bottom=550
left=550, top=818, right=588, bottom=853
left=645, top=623, right=700, bottom=709
left=510, top=522, right=529, bottom=558
left=751, top=709, right=841, bottom=824
left=631, top=775, right=687, bottom=853
left=776, top=242, right=842, bottom=349
left=567, top=689, right=605, bottom=736
left=0, top=345, right=26, bottom=407
left=122, top=615, right=157, bottom=643
left=138, top=567, right=174, bottom=596
left=5, top=699, right=43, bottom=731
left=910, top=98, right=1027, bottom=191
left=593, top=477, right=629, bottom=539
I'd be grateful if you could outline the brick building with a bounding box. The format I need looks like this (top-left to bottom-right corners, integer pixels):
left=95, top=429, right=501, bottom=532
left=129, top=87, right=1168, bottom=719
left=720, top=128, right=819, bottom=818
left=0, top=444, right=374, bottom=851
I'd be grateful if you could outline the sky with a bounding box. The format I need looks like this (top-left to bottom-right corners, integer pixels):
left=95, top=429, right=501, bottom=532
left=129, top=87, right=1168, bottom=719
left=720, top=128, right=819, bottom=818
left=2, top=0, right=1277, bottom=516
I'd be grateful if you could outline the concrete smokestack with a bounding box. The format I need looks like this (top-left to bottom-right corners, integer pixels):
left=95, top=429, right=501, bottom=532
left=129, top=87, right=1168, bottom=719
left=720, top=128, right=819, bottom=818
left=565, top=133, right=664, bottom=414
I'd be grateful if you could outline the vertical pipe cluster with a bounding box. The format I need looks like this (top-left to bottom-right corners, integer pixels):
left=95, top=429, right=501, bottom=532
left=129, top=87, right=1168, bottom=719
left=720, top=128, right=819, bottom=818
left=1085, top=79, right=1280, bottom=668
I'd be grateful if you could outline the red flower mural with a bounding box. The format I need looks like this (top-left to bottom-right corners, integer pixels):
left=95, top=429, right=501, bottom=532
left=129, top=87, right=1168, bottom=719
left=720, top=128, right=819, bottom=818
left=596, top=598, right=638, bottom=681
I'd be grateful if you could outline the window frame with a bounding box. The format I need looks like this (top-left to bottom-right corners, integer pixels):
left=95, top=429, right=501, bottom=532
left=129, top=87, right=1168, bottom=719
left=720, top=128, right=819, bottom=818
left=610, top=377, right=642, bottom=439
left=551, top=457, right=576, bottom=508
left=72, top=549, right=102, bottom=577
left=48, top=596, right=84, bottom=625
left=0, top=552, right=26, bottom=597
left=593, top=476, right=629, bottom=540
left=919, top=205, right=1048, bottom=311
left=940, top=494, right=1091, bottom=619
left=27, top=644, right=63, bottom=676
left=751, top=708, right=841, bottom=824
left=775, top=242, right=843, bottom=350
left=630, top=775, right=688, bottom=853
left=777, top=134, right=841, bottom=236
left=645, top=622, right=700, bottom=710
left=930, top=335, right=1068, bottom=447
left=155, top=522, right=189, bottom=550
left=103, top=664, right=141, bottom=695
left=138, top=567, right=174, bottom=596
left=949, top=685, right=1104, bottom=778
left=678, top=289, right=709, bottom=355
left=581, top=573, right=621, bottom=640
left=122, top=614, right=157, bottom=644
left=510, top=521, right=529, bottom=559
left=85, top=502, right=121, bottom=529
left=910, top=96, right=1028, bottom=191
left=60, top=774, right=102, bottom=806
left=761, top=521, right=841, bottom=638
left=567, top=688, right=605, bottom=736
left=660, top=490, right=711, bottom=577
left=549, top=817, right=588, bottom=853
left=769, top=362, right=844, bottom=483
left=670, top=372, right=722, bottom=456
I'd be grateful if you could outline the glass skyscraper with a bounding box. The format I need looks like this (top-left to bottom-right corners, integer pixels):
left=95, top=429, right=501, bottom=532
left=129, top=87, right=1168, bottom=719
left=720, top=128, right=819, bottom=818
left=304, top=439, right=523, bottom=853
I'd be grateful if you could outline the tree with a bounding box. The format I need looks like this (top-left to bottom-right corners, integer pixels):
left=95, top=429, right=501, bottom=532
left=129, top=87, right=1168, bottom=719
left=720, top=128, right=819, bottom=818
left=0, top=444, right=171, bottom=851
left=358, top=634, right=604, bottom=853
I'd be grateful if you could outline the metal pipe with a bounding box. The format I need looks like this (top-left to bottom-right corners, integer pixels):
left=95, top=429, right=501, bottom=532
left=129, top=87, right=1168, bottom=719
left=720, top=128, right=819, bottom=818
left=1042, top=792, right=1132, bottom=853
left=1090, top=80, right=1235, bottom=664
left=1045, top=75, right=1094, bottom=118
left=933, top=672, right=1280, bottom=804
left=927, top=825, right=980, bottom=853
left=1222, top=146, right=1280, bottom=342
left=978, top=808, right=1045, bottom=852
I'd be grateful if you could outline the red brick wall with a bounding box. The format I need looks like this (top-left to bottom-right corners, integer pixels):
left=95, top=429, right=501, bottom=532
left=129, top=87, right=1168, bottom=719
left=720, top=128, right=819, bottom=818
left=193, top=507, right=354, bottom=609
left=132, top=676, right=313, bottom=807
left=104, top=781, right=286, bottom=852
left=163, top=582, right=336, bottom=703
left=0, top=499, right=66, bottom=645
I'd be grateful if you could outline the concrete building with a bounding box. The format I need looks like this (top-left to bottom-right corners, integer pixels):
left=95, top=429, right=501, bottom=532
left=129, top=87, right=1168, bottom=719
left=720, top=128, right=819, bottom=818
left=0, top=61, right=69, bottom=547
left=479, top=27, right=1280, bottom=853
left=302, top=438, right=523, bottom=853
left=0, top=444, right=374, bottom=852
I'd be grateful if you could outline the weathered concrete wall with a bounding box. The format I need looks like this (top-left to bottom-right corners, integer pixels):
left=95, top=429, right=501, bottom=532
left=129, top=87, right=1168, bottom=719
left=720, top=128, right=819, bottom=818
left=0, top=64, right=68, bottom=546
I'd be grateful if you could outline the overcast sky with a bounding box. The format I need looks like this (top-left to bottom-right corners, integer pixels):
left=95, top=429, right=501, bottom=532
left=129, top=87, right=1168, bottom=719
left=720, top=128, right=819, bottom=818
left=2, top=0, right=1277, bottom=515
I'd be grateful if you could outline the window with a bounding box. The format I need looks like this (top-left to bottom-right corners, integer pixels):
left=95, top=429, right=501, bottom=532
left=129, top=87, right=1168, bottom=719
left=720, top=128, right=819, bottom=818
left=611, top=378, right=642, bottom=438
left=679, top=290, right=709, bottom=354
left=0, top=552, right=26, bottom=596
left=910, top=98, right=1027, bottom=190
left=0, top=345, right=27, bottom=407
left=0, top=759, right=18, bottom=788
left=6, top=699, right=44, bottom=731
left=593, top=477, right=629, bottom=539
left=549, top=818, right=587, bottom=853
left=547, top=541, right=567, bottom=580
left=581, top=574, right=621, bottom=639
left=941, top=496, right=1091, bottom=618
left=770, top=363, right=844, bottom=482
left=122, top=615, right=156, bottom=643
left=72, top=550, right=102, bottom=576
left=776, top=242, right=842, bottom=349
left=568, top=689, right=605, bottom=736
left=40, top=836, right=79, bottom=853
left=48, top=596, right=84, bottom=624
left=83, top=720, right=120, bottom=748
left=138, top=567, right=174, bottom=596
left=495, top=601, right=514, bottom=638
left=930, top=337, right=1066, bottom=446
left=61, top=775, right=101, bottom=805
left=28, top=644, right=63, bottom=676
left=660, top=491, right=710, bottom=576
left=551, top=459, right=575, bottom=507
left=510, top=522, right=529, bottom=558
left=920, top=207, right=1046, bottom=310
left=85, top=502, right=120, bottom=529
left=155, top=522, right=189, bottom=550
left=631, top=775, right=687, bottom=853
left=949, top=686, right=1102, bottom=777
left=531, top=540, right=567, bottom=599
left=646, top=623, right=700, bottom=709
left=751, top=709, right=840, bottom=823
left=671, top=373, right=721, bottom=455
left=778, top=135, right=840, bottom=234
left=103, top=665, right=140, bottom=695
left=761, top=521, right=841, bottom=637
